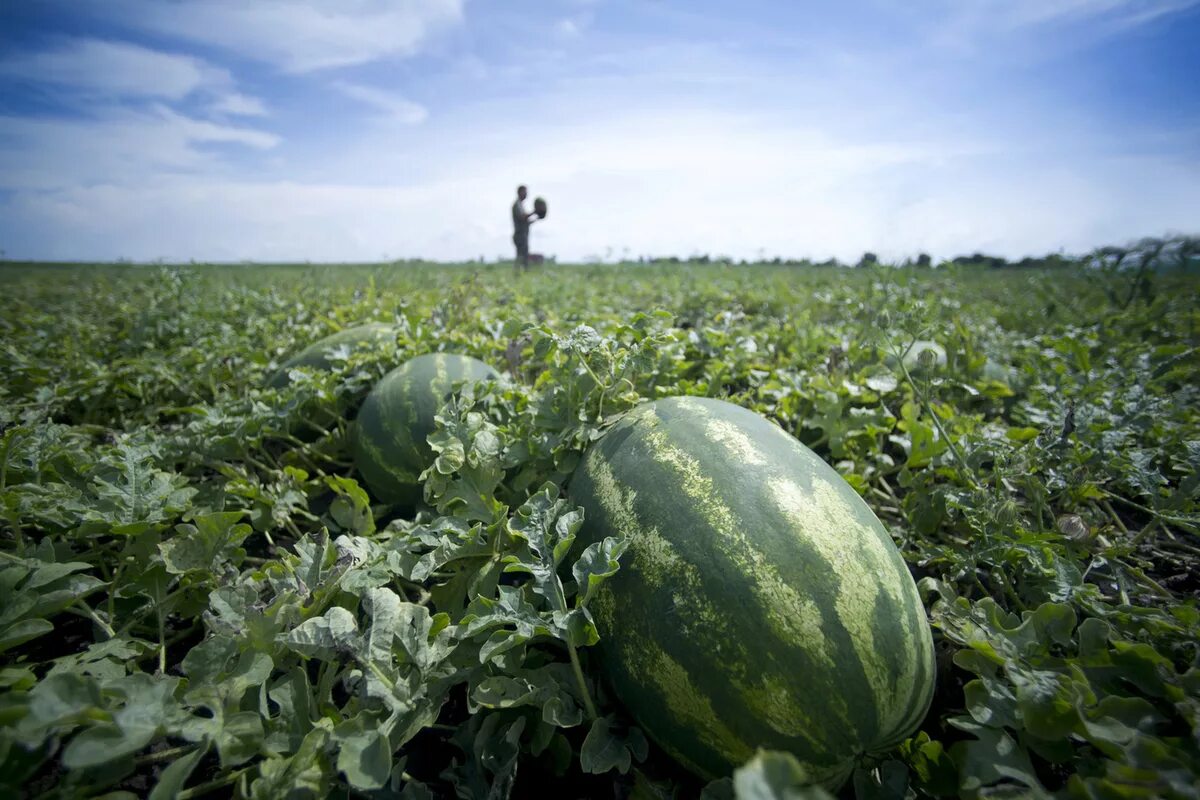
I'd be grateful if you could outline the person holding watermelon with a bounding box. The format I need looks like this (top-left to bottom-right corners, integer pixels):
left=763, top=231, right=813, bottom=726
left=511, top=185, right=547, bottom=271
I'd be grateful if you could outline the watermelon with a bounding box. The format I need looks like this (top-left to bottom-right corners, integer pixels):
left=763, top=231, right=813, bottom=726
left=353, top=353, right=498, bottom=505
left=268, top=323, right=396, bottom=388
left=567, top=396, right=935, bottom=789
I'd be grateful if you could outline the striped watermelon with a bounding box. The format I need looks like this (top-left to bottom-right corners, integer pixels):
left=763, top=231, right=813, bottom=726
left=567, top=396, right=935, bottom=789
left=353, top=353, right=498, bottom=505
left=268, top=323, right=396, bottom=388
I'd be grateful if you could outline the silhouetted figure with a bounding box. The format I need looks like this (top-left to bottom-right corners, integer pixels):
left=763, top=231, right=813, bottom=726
left=512, top=185, right=538, bottom=271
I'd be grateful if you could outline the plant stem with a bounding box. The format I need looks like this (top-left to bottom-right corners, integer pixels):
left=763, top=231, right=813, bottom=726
left=1098, top=499, right=1128, bottom=535
left=284, top=518, right=304, bottom=540
left=177, top=766, right=253, bottom=800
left=567, top=641, right=598, bottom=720
left=157, top=603, right=167, bottom=675
left=1120, top=562, right=1172, bottom=598
left=1106, top=491, right=1198, bottom=537
left=134, top=744, right=199, bottom=766
left=1114, top=568, right=1131, bottom=606
left=546, top=561, right=598, bottom=720
left=366, top=660, right=398, bottom=692
left=73, top=599, right=116, bottom=640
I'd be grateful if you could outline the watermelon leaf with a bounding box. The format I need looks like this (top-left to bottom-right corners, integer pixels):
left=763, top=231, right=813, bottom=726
left=579, top=715, right=647, bottom=775
left=731, top=751, right=834, bottom=799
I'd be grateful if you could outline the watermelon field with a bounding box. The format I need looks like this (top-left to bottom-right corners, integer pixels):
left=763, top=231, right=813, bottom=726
left=1, top=251, right=1199, bottom=800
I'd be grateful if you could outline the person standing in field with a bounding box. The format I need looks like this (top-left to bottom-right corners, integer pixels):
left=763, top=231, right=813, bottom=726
left=512, top=184, right=537, bottom=271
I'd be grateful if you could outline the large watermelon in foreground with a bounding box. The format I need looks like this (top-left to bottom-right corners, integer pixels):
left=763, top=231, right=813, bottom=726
left=353, top=353, right=498, bottom=505
left=567, top=396, right=935, bottom=789
left=267, top=323, right=397, bottom=388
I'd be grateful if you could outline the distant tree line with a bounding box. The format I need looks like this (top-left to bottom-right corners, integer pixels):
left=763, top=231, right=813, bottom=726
left=625, top=235, right=1198, bottom=272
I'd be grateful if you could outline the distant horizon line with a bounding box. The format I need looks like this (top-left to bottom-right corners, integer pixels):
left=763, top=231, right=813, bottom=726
left=2, top=235, right=1198, bottom=271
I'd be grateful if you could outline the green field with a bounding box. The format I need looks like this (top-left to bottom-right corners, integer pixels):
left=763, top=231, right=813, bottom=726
left=1, top=259, right=1198, bottom=799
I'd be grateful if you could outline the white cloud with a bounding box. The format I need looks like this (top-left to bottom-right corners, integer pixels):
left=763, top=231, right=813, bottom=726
left=0, top=106, right=279, bottom=192
left=2, top=108, right=1196, bottom=263
left=121, top=0, right=466, bottom=72
left=333, top=82, right=428, bottom=124
left=989, top=0, right=1199, bottom=29
left=0, top=1, right=1194, bottom=264
left=0, top=37, right=271, bottom=126
left=925, top=0, right=1200, bottom=49
left=211, top=92, right=269, bottom=117
left=0, top=38, right=230, bottom=100
left=555, top=14, right=595, bottom=38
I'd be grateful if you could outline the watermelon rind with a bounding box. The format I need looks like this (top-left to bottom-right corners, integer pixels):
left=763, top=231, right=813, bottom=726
left=567, top=396, right=936, bottom=790
left=352, top=352, right=498, bottom=505
left=267, top=322, right=397, bottom=388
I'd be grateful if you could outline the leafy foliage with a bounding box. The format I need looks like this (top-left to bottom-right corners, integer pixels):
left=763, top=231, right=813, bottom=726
left=1, top=255, right=1198, bottom=798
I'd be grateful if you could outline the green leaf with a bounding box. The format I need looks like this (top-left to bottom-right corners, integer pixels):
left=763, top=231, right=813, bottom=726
left=22, top=672, right=101, bottom=732
left=161, top=511, right=251, bottom=574
left=361, top=586, right=403, bottom=668
left=250, top=726, right=330, bottom=800
left=268, top=667, right=314, bottom=749
left=951, top=721, right=1044, bottom=794
left=579, top=715, right=647, bottom=775
left=325, top=476, right=375, bottom=536
left=206, top=584, right=282, bottom=652
left=571, top=536, right=627, bottom=608
left=0, top=618, right=54, bottom=654
left=423, top=398, right=507, bottom=523
left=24, top=560, right=93, bottom=590
left=503, top=483, right=583, bottom=615
left=62, top=674, right=181, bottom=769
left=898, top=733, right=957, bottom=795
left=335, top=715, right=393, bottom=790
left=731, top=750, right=834, bottom=800
left=181, top=634, right=239, bottom=685
left=47, top=638, right=150, bottom=684
left=564, top=607, right=599, bottom=648
left=470, top=665, right=584, bottom=728
left=148, top=743, right=209, bottom=800
left=461, top=585, right=555, bottom=663
left=1012, top=667, right=1085, bottom=740
left=446, top=714, right=525, bottom=800
left=63, top=725, right=141, bottom=770
left=284, top=607, right=359, bottom=660
left=963, top=678, right=1018, bottom=728
left=217, top=711, right=265, bottom=768
left=391, top=601, right=457, bottom=674
left=86, top=441, right=196, bottom=528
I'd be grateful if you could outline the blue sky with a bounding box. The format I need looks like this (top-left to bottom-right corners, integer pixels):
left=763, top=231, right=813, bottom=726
left=1, top=0, right=1197, bottom=263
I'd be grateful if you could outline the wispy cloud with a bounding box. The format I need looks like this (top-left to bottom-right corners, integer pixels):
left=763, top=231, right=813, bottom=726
left=556, top=18, right=583, bottom=37
left=555, top=11, right=594, bottom=38
left=0, top=106, right=280, bottom=192
left=210, top=92, right=269, bottom=117
left=332, top=82, right=428, bottom=125
left=118, top=0, right=466, bottom=72
left=988, top=0, right=1200, bottom=29
left=0, top=0, right=1195, bottom=262
left=3, top=104, right=1196, bottom=263
left=0, top=36, right=271, bottom=126
left=924, top=0, right=1200, bottom=50
left=0, top=38, right=231, bottom=100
